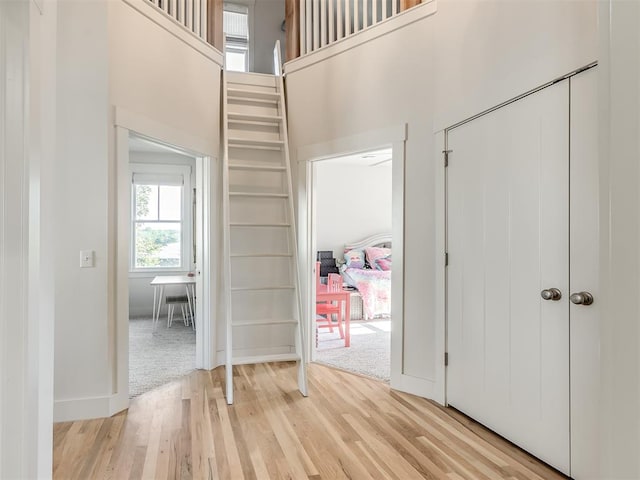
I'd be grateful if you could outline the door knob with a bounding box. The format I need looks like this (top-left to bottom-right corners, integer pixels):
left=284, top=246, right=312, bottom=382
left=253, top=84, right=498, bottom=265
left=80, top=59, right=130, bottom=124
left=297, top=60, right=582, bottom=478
left=570, top=291, right=594, bottom=306
left=541, top=288, right=562, bottom=301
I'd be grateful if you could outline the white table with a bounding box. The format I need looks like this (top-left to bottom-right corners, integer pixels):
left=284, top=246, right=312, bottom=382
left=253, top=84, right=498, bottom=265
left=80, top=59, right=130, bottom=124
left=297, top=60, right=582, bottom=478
left=150, top=275, right=196, bottom=330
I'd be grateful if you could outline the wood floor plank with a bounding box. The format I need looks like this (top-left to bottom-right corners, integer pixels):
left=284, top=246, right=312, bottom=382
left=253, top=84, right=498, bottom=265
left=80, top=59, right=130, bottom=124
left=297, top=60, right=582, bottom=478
left=53, top=362, right=569, bottom=480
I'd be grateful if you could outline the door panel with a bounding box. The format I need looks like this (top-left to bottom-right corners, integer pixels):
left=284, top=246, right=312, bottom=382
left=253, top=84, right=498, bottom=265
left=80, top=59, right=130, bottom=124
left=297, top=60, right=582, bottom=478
left=569, top=68, right=600, bottom=479
left=447, top=81, right=570, bottom=474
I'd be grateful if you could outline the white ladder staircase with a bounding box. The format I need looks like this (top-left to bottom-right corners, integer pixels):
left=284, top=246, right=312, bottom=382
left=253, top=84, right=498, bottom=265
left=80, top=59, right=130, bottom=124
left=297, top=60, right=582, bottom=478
left=221, top=43, right=308, bottom=404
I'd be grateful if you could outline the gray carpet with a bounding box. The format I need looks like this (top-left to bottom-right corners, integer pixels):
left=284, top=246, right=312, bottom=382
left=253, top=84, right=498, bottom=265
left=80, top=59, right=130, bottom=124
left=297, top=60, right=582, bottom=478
left=315, top=319, right=390, bottom=382
left=129, top=316, right=196, bottom=398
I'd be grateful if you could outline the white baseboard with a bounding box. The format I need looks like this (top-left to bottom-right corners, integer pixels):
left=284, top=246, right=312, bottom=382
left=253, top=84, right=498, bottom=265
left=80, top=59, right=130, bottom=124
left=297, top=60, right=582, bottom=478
left=54, top=396, right=111, bottom=422
left=54, top=392, right=129, bottom=422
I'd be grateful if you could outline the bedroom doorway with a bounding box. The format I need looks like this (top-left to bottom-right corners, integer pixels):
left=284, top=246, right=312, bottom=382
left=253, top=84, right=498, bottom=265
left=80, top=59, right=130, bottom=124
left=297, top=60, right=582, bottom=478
left=310, top=148, right=393, bottom=382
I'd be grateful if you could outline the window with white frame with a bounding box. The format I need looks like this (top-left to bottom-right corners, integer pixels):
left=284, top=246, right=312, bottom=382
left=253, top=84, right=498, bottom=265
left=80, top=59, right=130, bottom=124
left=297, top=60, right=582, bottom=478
left=224, top=4, right=249, bottom=72
left=130, top=164, right=192, bottom=272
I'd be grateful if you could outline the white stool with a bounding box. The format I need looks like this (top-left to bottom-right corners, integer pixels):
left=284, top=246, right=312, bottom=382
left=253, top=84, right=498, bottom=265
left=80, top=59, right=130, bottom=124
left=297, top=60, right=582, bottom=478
left=165, top=294, right=189, bottom=328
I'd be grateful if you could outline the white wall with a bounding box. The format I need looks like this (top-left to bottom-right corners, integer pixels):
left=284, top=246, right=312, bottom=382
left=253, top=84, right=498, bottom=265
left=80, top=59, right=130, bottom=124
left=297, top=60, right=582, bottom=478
left=285, top=0, right=596, bottom=403
left=54, top=0, right=112, bottom=421
left=597, top=1, right=640, bottom=477
left=252, top=0, right=286, bottom=74
left=128, top=151, right=196, bottom=318
left=315, top=163, right=392, bottom=258
left=54, top=0, right=222, bottom=421
left=1, top=0, right=56, bottom=477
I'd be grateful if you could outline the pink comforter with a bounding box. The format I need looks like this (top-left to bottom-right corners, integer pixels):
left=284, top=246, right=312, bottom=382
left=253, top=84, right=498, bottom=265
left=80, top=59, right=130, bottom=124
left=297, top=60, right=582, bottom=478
left=344, top=268, right=391, bottom=319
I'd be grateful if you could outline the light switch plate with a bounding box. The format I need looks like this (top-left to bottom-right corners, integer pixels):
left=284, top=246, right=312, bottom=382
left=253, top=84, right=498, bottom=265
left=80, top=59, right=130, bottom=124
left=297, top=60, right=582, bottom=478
left=80, top=250, right=94, bottom=268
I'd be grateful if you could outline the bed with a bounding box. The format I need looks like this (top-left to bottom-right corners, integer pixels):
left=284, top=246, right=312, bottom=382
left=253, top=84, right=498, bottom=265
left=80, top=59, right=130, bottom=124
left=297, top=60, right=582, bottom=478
left=340, top=233, right=392, bottom=319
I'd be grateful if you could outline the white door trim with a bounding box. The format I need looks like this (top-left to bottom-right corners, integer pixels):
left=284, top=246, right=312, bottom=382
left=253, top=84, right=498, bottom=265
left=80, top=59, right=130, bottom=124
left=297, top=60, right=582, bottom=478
left=112, top=109, right=218, bottom=412
left=296, top=124, right=438, bottom=395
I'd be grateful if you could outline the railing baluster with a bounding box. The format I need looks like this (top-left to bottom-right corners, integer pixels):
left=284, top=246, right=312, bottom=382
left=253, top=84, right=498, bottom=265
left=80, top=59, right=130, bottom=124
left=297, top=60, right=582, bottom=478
left=345, top=0, right=351, bottom=35
left=320, top=0, right=327, bottom=47
left=328, top=0, right=334, bottom=44
left=200, top=0, right=207, bottom=41
left=313, top=0, right=320, bottom=50
left=382, top=0, right=389, bottom=19
left=391, top=0, right=397, bottom=16
left=353, top=0, right=359, bottom=32
left=337, top=0, right=343, bottom=40
left=300, top=0, right=307, bottom=55
left=363, top=0, right=368, bottom=28
left=177, top=0, right=184, bottom=24
left=185, top=0, right=193, bottom=31
left=306, top=0, right=312, bottom=53
left=372, top=0, right=377, bottom=25
left=194, top=0, right=201, bottom=36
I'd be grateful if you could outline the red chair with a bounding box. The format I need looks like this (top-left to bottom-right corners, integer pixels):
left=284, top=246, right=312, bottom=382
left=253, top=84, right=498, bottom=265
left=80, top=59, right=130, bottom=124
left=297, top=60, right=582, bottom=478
left=316, top=263, right=345, bottom=342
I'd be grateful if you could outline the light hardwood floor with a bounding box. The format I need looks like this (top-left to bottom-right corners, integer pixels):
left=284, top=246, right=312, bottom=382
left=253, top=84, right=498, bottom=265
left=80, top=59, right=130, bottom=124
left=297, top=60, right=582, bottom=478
left=53, top=363, right=567, bottom=479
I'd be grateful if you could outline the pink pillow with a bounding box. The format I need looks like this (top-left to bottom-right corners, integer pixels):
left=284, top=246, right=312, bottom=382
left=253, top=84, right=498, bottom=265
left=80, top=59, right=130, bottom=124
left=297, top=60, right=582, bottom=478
left=364, top=246, right=391, bottom=266
left=375, top=257, right=392, bottom=271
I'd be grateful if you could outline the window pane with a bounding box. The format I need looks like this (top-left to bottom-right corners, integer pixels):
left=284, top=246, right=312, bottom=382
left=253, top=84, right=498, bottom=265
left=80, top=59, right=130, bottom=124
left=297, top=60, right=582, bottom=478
left=159, top=185, right=182, bottom=221
left=135, top=184, right=158, bottom=221
left=134, top=222, right=181, bottom=268
left=226, top=51, right=247, bottom=72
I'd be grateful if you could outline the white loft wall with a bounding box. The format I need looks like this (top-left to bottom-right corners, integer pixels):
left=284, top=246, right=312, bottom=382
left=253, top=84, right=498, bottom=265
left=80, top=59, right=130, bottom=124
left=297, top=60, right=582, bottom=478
left=54, top=0, right=111, bottom=420
left=315, top=163, right=392, bottom=258
left=433, top=0, right=596, bottom=130
left=128, top=151, right=196, bottom=319
left=54, top=0, right=222, bottom=422
left=253, top=0, right=286, bottom=74
left=109, top=1, right=221, bottom=147
left=285, top=0, right=596, bottom=397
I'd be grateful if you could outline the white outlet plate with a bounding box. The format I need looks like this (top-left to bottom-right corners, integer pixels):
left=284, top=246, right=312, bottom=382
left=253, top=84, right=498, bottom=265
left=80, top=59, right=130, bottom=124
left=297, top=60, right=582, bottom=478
left=80, top=250, right=94, bottom=268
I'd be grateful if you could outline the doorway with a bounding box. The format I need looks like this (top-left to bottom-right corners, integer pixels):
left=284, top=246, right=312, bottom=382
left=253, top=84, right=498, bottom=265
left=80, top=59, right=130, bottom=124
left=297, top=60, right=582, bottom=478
left=127, top=134, right=199, bottom=397
left=309, top=148, right=393, bottom=381
left=445, top=66, right=599, bottom=477
left=114, top=124, right=216, bottom=404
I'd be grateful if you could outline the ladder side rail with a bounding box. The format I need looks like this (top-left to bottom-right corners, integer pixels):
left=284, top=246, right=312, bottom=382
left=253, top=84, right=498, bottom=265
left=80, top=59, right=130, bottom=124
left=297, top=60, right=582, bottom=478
left=273, top=40, right=309, bottom=396
left=221, top=66, right=235, bottom=404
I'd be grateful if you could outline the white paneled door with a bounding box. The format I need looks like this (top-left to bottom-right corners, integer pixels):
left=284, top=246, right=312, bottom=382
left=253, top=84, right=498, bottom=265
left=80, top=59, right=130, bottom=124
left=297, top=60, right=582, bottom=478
left=447, top=81, right=571, bottom=474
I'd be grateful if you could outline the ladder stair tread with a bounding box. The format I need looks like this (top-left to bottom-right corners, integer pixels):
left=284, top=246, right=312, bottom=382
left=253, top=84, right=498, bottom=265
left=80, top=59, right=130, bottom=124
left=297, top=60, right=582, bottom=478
left=228, top=163, right=286, bottom=172
left=228, top=112, right=282, bottom=123
left=227, top=95, right=279, bottom=106
left=229, top=191, right=288, bottom=198
left=232, top=318, right=297, bottom=327
left=228, top=137, right=284, bottom=146
left=227, top=88, right=279, bottom=100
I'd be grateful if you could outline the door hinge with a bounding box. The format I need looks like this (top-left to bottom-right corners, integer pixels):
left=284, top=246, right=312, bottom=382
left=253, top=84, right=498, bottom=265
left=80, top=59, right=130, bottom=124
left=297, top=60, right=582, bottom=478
left=444, top=352, right=449, bottom=366
left=445, top=252, right=449, bottom=266
left=443, top=149, right=452, bottom=167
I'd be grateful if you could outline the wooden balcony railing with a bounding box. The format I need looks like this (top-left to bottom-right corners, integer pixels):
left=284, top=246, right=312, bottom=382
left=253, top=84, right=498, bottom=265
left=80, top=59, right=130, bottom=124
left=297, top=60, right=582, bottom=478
left=145, top=0, right=420, bottom=65
left=147, top=0, right=223, bottom=50
left=285, top=0, right=421, bottom=60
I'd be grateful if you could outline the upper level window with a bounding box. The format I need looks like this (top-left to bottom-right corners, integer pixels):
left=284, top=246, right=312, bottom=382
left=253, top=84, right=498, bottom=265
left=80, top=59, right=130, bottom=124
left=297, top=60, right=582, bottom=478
left=224, top=4, right=249, bottom=72
left=131, top=164, right=192, bottom=272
